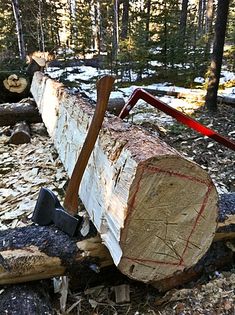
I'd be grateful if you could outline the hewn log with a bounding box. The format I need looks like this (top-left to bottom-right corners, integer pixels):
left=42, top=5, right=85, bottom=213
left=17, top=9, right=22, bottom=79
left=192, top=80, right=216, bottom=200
left=0, top=281, right=53, bottom=315
left=31, top=72, right=218, bottom=284
left=0, top=225, right=112, bottom=285
left=9, top=121, right=31, bottom=144
left=0, top=100, right=42, bottom=127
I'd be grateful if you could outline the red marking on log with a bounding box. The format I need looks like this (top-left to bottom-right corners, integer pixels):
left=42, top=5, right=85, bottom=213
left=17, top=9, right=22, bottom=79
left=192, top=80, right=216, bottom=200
left=144, top=165, right=209, bottom=186
left=178, top=183, right=214, bottom=266
left=121, top=163, right=214, bottom=270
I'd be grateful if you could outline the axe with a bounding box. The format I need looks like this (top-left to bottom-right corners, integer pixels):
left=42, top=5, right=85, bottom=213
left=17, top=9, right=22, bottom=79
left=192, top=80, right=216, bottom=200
left=32, top=75, right=115, bottom=236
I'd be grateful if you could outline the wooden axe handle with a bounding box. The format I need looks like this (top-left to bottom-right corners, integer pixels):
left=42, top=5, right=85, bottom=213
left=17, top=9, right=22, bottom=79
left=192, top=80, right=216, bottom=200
left=64, top=75, right=115, bottom=215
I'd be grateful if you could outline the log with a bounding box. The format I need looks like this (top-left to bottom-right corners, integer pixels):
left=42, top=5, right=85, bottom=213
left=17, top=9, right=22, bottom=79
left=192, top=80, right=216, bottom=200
left=30, top=72, right=218, bottom=284
left=218, top=95, right=235, bottom=106
left=0, top=225, right=112, bottom=285
left=0, top=72, right=31, bottom=103
left=0, top=281, right=53, bottom=315
left=0, top=100, right=42, bottom=127
left=107, top=97, right=125, bottom=116
left=143, top=87, right=205, bottom=101
left=9, top=121, right=31, bottom=144
left=214, top=193, right=235, bottom=241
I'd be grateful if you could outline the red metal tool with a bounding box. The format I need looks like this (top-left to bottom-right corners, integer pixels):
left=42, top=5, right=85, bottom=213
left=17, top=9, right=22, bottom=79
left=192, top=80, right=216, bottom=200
left=119, top=88, right=235, bottom=151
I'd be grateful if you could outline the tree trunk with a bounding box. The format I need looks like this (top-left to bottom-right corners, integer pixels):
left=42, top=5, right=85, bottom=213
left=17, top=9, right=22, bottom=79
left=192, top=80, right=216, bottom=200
left=11, top=0, right=26, bottom=60
left=145, top=0, right=151, bottom=42
left=0, top=100, right=42, bottom=127
left=120, top=0, right=129, bottom=40
left=113, top=0, right=119, bottom=59
left=31, top=72, right=219, bottom=285
left=205, top=0, right=230, bottom=111
left=179, top=0, right=189, bottom=39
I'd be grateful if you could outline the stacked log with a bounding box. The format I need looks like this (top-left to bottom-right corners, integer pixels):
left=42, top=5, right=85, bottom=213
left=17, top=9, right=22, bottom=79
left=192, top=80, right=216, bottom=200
left=30, top=72, right=219, bottom=285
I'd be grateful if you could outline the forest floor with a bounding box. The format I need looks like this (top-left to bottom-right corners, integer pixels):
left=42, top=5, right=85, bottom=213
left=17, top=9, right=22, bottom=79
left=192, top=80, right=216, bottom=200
left=0, top=101, right=234, bottom=314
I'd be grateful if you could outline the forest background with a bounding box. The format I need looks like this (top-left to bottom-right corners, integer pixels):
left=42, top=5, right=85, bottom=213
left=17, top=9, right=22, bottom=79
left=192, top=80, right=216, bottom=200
left=0, top=0, right=234, bottom=110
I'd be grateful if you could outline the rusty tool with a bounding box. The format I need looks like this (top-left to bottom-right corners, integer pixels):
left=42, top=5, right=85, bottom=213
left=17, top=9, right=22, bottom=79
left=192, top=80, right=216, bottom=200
left=119, top=88, right=235, bottom=151
left=32, top=75, right=115, bottom=236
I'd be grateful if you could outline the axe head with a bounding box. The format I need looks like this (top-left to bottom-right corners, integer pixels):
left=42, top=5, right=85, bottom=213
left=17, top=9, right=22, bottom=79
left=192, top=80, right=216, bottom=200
left=32, top=187, right=82, bottom=237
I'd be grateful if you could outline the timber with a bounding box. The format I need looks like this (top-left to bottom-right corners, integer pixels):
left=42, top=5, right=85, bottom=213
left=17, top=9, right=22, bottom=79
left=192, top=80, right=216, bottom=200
left=9, top=121, right=31, bottom=144
left=0, top=100, right=42, bottom=127
left=0, top=72, right=31, bottom=103
left=31, top=72, right=218, bottom=284
left=0, top=225, right=112, bottom=285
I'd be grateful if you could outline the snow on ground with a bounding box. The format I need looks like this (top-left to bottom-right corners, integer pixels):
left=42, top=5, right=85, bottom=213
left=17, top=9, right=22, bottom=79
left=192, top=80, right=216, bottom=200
left=45, top=64, right=235, bottom=126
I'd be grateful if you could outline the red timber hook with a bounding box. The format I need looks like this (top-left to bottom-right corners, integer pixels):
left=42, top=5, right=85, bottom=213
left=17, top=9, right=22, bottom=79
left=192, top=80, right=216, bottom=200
left=119, top=88, right=235, bottom=151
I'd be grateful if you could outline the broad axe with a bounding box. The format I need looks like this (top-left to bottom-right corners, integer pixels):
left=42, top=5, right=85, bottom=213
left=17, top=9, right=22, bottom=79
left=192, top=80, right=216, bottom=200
left=32, top=75, right=115, bottom=236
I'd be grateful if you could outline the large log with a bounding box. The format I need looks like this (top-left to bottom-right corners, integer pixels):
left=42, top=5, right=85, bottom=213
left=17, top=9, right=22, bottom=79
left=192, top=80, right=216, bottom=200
left=30, top=72, right=218, bottom=284
left=0, top=100, right=42, bottom=126
left=0, top=225, right=112, bottom=285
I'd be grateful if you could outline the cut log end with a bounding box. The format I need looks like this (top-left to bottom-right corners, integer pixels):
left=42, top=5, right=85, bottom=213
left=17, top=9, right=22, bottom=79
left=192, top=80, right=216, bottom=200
left=118, top=156, right=218, bottom=283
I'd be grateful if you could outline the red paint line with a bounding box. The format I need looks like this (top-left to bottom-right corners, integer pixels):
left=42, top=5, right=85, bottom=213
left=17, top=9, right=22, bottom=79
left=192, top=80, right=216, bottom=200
left=142, top=164, right=209, bottom=186
left=178, top=183, right=213, bottom=266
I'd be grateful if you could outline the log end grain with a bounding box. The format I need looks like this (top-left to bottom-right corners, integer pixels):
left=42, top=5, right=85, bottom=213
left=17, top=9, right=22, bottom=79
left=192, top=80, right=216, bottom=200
left=118, top=156, right=218, bottom=283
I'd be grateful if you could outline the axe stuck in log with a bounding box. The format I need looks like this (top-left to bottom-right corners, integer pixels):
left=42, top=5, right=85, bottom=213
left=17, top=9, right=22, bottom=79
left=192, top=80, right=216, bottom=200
left=32, top=75, right=115, bottom=236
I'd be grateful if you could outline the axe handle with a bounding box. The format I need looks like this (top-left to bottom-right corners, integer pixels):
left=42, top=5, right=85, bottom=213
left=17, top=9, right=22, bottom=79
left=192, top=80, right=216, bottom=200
left=64, top=75, right=115, bottom=215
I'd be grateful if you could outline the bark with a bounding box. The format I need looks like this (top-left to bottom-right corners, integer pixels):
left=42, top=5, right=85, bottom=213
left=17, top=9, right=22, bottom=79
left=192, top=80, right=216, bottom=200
left=31, top=73, right=219, bottom=284
left=205, top=0, right=230, bottom=111
left=0, top=225, right=112, bottom=285
left=0, top=101, right=42, bottom=127
left=113, top=0, right=119, bottom=59
left=0, top=281, right=53, bottom=315
left=145, top=0, right=151, bottom=42
left=179, top=0, right=189, bottom=39
left=9, top=121, right=31, bottom=144
left=11, top=0, right=26, bottom=60
left=120, top=0, right=129, bottom=40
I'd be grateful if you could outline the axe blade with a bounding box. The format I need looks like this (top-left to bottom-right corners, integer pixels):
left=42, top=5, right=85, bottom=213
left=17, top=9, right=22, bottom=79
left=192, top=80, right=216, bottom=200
left=32, top=187, right=81, bottom=237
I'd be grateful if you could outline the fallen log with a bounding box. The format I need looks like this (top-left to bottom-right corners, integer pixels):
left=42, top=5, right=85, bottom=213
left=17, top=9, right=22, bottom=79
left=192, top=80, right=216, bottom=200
left=0, top=281, right=53, bottom=315
left=0, top=223, right=233, bottom=289
left=31, top=72, right=218, bottom=284
left=214, top=193, right=235, bottom=241
left=0, top=224, right=112, bottom=285
left=0, top=72, right=31, bottom=103
left=0, top=99, right=42, bottom=127
left=143, top=87, right=205, bottom=101
left=218, top=95, right=235, bottom=106
left=9, top=121, right=31, bottom=144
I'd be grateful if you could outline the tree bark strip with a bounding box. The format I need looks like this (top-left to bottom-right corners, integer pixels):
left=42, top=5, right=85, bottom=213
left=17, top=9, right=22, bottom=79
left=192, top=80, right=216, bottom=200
left=0, top=225, right=112, bottom=285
